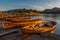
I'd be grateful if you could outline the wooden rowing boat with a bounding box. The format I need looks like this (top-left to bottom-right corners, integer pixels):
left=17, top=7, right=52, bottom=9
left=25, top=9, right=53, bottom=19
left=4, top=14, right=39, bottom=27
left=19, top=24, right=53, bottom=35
left=21, top=21, right=56, bottom=34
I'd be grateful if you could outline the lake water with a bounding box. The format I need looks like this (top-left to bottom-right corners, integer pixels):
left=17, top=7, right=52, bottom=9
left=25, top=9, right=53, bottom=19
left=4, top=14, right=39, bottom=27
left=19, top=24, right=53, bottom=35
left=0, top=14, right=60, bottom=40
left=31, top=14, right=60, bottom=35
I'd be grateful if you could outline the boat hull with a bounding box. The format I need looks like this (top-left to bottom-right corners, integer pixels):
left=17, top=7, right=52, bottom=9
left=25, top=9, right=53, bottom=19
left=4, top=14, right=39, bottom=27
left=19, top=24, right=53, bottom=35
left=21, top=25, right=56, bottom=34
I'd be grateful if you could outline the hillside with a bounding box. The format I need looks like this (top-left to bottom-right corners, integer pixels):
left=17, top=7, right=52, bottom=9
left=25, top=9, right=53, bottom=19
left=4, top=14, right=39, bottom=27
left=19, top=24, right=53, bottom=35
left=42, top=7, right=60, bottom=14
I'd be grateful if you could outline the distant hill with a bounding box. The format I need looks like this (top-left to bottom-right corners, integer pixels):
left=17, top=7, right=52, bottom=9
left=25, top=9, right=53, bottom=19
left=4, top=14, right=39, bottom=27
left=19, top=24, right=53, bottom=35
left=2, top=7, right=60, bottom=14
left=42, top=7, right=60, bottom=14
left=2, top=8, right=39, bottom=14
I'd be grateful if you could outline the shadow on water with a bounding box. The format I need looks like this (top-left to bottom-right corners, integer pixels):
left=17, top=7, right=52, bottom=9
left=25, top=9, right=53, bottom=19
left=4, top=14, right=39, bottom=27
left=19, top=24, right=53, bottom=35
left=23, top=33, right=60, bottom=40
left=0, top=30, right=60, bottom=40
left=0, top=27, right=60, bottom=40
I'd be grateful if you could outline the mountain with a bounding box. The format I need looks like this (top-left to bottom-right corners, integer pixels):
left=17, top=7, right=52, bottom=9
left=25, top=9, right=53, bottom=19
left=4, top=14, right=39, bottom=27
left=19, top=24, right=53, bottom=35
left=3, top=8, right=38, bottom=14
left=3, top=7, right=60, bottom=14
left=43, top=7, right=60, bottom=14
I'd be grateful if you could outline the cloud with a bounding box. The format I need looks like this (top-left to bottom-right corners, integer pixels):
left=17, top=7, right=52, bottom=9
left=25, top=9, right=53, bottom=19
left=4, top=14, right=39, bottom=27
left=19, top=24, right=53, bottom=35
left=1, top=1, right=60, bottom=11
left=46, top=1, right=60, bottom=8
left=15, top=4, right=46, bottom=11
left=31, top=1, right=60, bottom=11
left=0, top=8, right=7, bottom=11
left=31, top=5, right=46, bottom=11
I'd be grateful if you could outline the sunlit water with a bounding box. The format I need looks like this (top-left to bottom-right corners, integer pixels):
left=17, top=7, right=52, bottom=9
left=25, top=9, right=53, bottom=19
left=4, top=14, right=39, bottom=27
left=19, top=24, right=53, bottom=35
left=31, top=14, right=60, bottom=35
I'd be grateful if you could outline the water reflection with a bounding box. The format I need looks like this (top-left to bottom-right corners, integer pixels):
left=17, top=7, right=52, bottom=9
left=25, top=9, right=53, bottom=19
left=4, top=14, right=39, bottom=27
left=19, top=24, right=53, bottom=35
left=31, top=14, right=60, bottom=35
left=0, top=14, right=60, bottom=40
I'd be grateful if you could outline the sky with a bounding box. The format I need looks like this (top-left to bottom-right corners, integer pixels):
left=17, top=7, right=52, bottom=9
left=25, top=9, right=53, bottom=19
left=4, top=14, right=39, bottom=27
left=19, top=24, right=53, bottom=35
left=0, top=0, right=60, bottom=11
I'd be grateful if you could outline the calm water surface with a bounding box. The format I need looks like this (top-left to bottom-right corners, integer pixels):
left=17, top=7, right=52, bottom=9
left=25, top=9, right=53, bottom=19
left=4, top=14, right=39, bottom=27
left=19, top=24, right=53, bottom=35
left=31, top=14, right=60, bottom=35
left=0, top=14, right=60, bottom=40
